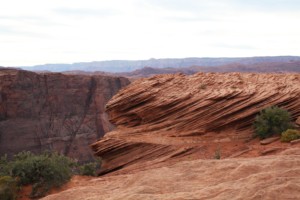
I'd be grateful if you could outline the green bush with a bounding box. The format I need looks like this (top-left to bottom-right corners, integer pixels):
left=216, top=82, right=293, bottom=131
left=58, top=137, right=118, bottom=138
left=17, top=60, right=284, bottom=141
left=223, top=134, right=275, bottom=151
left=14, top=151, right=75, bottom=197
left=0, top=155, right=9, bottom=176
left=281, top=129, right=300, bottom=142
left=254, top=106, right=293, bottom=139
left=79, top=158, right=101, bottom=176
left=80, top=162, right=97, bottom=176
left=0, top=176, right=18, bottom=200
left=2, top=151, right=75, bottom=198
left=0, top=151, right=101, bottom=198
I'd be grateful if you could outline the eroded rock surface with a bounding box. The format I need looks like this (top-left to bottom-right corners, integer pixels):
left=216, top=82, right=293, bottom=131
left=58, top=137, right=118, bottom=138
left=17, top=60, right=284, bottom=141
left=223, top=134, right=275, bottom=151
left=43, top=148, right=300, bottom=200
left=296, top=116, right=300, bottom=125
left=0, top=68, right=129, bottom=161
left=91, top=73, right=300, bottom=174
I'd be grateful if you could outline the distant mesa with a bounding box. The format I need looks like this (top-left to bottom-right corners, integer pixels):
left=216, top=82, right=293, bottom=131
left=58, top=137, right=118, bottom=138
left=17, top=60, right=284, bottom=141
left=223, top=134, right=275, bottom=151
left=114, top=60, right=300, bottom=78
left=20, top=56, right=300, bottom=73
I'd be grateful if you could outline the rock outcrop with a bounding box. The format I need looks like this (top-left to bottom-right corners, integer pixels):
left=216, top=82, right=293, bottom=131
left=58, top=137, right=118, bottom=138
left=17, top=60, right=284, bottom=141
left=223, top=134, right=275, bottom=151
left=91, top=73, right=300, bottom=174
left=0, top=68, right=130, bottom=162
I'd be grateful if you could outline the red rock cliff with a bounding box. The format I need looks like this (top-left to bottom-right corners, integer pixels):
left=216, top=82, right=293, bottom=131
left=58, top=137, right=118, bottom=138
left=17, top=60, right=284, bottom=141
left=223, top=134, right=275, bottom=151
left=91, top=73, right=300, bottom=174
left=0, top=68, right=130, bottom=162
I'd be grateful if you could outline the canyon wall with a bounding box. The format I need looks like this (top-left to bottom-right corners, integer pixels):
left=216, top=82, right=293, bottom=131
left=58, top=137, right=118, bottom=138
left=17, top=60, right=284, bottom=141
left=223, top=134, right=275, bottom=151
left=0, top=68, right=130, bottom=162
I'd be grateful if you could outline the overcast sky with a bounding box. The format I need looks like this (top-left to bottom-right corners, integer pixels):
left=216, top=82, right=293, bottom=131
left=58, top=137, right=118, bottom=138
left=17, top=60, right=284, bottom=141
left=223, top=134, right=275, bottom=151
left=1, top=0, right=300, bottom=66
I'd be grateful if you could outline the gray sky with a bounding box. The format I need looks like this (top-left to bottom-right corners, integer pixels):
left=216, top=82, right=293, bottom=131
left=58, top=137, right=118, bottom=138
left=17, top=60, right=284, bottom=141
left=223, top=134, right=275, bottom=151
left=1, top=0, right=300, bottom=66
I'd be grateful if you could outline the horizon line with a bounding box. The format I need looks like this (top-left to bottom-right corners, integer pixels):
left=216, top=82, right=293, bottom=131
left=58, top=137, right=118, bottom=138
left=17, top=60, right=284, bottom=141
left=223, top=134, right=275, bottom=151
left=18, top=55, right=300, bottom=68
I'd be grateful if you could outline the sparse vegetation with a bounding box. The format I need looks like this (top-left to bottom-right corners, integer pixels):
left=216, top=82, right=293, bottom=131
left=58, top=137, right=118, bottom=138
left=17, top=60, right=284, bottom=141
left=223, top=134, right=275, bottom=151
left=0, top=176, right=18, bottom=200
left=199, top=84, right=207, bottom=90
left=80, top=162, right=98, bottom=176
left=4, top=151, right=74, bottom=198
left=214, top=148, right=221, bottom=159
left=281, top=129, right=300, bottom=142
left=0, top=151, right=101, bottom=198
left=253, top=106, right=293, bottom=139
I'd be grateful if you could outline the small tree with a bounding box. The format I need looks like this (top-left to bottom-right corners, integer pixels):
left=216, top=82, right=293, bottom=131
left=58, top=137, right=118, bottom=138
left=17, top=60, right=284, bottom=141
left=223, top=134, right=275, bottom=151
left=254, top=106, right=293, bottom=139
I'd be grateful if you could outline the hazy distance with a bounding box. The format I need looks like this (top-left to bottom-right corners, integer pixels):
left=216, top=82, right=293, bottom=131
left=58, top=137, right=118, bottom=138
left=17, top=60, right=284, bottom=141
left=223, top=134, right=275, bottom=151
left=1, top=0, right=300, bottom=67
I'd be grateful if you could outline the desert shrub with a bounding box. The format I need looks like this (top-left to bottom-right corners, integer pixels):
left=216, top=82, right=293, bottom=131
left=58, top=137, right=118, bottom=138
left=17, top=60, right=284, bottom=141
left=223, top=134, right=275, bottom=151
left=0, top=155, right=9, bottom=176
left=213, top=146, right=221, bottom=160
left=214, top=149, right=221, bottom=160
left=80, top=162, right=97, bottom=176
left=79, top=158, right=101, bottom=176
left=199, top=84, right=207, bottom=89
left=0, top=176, right=18, bottom=200
left=0, top=151, right=101, bottom=198
left=281, top=129, right=300, bottom=142
left=253, top=106, right=293, bottom=139
left=9, top=151, right=75, bottom=198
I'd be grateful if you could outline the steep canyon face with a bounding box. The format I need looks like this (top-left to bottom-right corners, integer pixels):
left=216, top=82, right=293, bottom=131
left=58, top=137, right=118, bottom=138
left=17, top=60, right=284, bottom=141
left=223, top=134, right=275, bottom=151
left=0, top=68, right=130, bottom=162
left=91, top=73, right=300, bottom=174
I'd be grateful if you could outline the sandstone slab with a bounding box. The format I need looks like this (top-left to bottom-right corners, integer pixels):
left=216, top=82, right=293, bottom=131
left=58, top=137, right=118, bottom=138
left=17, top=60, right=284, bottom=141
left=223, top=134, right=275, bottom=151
left=43, top=148, right=300, bottom=200
left=291, top=138, right=300, bottom=145
left=260, top=137, right=280, bottom=145
left=260, top=147, right=283, bottom=155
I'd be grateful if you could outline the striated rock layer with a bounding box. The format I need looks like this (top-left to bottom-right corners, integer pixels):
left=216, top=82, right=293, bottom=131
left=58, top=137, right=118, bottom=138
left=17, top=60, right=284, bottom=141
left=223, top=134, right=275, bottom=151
left=43, top=148, right=300, bottom=200
left=0, top=68, right=130, bottom=162
left=91, top=73, right=300, bottom=174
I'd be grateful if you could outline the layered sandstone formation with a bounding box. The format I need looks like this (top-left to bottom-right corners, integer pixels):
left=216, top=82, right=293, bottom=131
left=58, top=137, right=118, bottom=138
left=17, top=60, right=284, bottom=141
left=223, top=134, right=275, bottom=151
left=43, top=148, right=300, bottom=200
left=91, top=73, right=300, bottom=174
left=0, top=68, right=130, bottom=162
